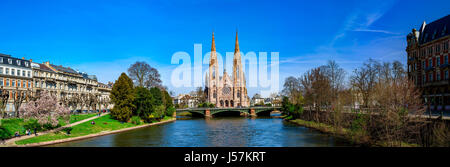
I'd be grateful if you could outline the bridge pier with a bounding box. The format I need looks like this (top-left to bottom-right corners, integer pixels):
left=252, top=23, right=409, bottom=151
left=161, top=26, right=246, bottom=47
left=250, top=108, right=256, bottom=117
left=205, top=109, right=211, bottom=118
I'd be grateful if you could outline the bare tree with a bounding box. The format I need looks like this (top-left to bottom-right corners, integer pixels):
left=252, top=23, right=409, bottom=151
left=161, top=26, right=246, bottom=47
left=282, top=76, right=301, bottom=104
left=128, top=61, right=162, bottom=88
left=321, top=60, right=346, bottom=102
left=12, top=88, right=31, bottom=118
left=350, top=59, right=379, bottom=108
left=0, top=87, right=9, bottom=120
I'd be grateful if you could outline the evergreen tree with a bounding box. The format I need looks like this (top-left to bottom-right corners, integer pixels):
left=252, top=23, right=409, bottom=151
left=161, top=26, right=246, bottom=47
left=134, top=87, right=154, bottom=122
left=149, top=87, right=163, bottom=106
left=110, top=73, right=135, bottom=122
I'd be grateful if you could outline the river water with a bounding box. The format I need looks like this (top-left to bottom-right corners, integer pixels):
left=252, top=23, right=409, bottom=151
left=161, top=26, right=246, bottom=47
left=49, top=114, right=351, bottom=147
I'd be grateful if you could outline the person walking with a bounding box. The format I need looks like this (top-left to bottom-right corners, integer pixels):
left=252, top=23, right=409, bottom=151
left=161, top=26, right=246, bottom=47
left=34, top=128, right=37, bottom=136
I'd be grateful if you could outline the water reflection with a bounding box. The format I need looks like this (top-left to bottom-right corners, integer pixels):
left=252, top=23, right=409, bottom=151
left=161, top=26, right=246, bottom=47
left=49, top=115, right=351, bottom=147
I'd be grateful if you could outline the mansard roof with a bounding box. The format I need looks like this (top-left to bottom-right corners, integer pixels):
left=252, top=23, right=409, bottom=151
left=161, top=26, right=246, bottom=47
left=419, top=14, right=450, bottom=45
left=38, top=63, right=56, bottom=73
left=50, top=64, right=79, bottom=74
left=0, top=53, right=31, bottom=69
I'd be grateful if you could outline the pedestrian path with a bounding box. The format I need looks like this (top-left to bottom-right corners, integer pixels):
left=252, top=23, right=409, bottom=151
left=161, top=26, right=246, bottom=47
left=0, top=113, right=109, bottom=147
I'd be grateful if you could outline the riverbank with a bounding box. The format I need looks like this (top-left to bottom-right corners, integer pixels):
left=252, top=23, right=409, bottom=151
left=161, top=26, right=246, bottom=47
left=13, top=115, right=176, bottom=147
left=287, top=118, right=419, bottom=147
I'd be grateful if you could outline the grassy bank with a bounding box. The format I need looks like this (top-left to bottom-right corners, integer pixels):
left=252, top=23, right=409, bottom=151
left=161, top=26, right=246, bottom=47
left=15, top=114, right=172, bottom=145
left=288, top=118, right=418, bottom=147
left=177, top=111, right=192, bottom=116
left=1, top=113, right=98, bottom=137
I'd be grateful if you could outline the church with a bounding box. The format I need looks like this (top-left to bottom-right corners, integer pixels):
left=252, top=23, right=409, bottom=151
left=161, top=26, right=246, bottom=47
left=205, top=31, right=250, bottom=108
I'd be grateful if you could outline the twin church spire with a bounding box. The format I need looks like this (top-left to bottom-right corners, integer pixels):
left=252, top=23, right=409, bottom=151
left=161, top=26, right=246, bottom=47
left=210, top=31, right=240, bottom=54
left=207, top=30, right=249, bottom=108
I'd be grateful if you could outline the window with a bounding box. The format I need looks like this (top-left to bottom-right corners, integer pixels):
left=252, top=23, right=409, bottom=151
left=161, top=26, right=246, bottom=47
left=446, top=70, right=449, bottom=80
left=437, top=57, right=441, bottom=66
left=16, top=60, right=21, bottom=66
left=429, top=73, right=433, bottom=81
left=5, top=68, right=9, bottom=75
left=429, top=59, right=432, bottom=67
left=422, top=61, right=425, bottom=69
left=22, top=70, right=25, bottom=77
left=0, top=67, right=2, bottom=74
left=18, top=80, right=21, bottom=87
left=0, top=78, right=2, bottom=86
left=11, top=69, right=15, bottom=75
left=27, top=71, right=30, bottom=77
left=17, top=70, right=21, bottom=76
left=445, top=55, right=449, bottom=64
left=0, top=57, right=3, bottom=63
left=6, top=79, right=9, bottom=86
left=12, top=80, right=15, bottom=87
left=7, top=59, right=12, bottom=64
left=437, top=72, right=441, bottom=81
left=28, top=81, right=31, bottom=88
left=24, top=62, right=29, bottom=67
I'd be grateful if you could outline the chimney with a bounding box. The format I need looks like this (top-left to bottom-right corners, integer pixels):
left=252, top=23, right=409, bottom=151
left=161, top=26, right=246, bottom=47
left=22, top=57, right=25, bottom=60
left=29, top=59, right=32, bottom=62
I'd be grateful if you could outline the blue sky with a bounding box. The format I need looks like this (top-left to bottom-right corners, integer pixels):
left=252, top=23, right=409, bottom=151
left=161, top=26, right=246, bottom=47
left=0, top=0, right=449, bottom=97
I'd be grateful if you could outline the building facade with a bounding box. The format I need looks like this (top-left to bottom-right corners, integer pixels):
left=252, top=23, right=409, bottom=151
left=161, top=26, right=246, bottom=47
left=406, top=14, right=450, bottom=111
left=0, top=53, right=112, bottom=116
left=205, top=32, right=249, bottom=108
left=0, top=53, right=33, bottom=116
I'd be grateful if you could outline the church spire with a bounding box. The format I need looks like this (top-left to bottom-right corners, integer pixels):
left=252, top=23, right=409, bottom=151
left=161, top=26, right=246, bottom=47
left=211, top=31, right=216, bottom=52
left=234, top=30, right=239, bottom=53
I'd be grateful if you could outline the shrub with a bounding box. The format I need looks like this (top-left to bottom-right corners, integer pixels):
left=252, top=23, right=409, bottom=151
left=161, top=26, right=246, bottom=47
left=152, top=105, right=165, bottom=121
left=131, top=116, right=142, bottom=125
left=165, top=106, right=175, bottom=117
left=0, top=126, right=12, bottom=140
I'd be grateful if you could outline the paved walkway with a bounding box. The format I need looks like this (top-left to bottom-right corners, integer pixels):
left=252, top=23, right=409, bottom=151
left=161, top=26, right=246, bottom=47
left=0, top=113, right=109, bottom=147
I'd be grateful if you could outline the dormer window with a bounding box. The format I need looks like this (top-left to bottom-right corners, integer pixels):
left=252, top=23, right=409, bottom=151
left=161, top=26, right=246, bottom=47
left=442, top=26, right=447, bottom=36
left=0, top=57, right=3, bottom=63
left=24, top=62, right=29, bottom=67
left=16, top=60, right=21, bottom=66
left=8, top=59, right=12, bottom=64
left=432, top=30, right=437, bottom=39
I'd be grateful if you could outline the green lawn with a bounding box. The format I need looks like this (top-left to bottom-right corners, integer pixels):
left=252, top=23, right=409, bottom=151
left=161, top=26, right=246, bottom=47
left=1, top=113, right=98, bottom=136
left=15, top=115, right=173, bottom=145
left=59, top=113, right=98, bottom=126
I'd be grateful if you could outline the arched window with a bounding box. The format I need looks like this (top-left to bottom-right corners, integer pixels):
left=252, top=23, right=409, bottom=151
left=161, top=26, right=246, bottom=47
left=220, top=100, right=224, bottom=107
left=236, top=66, right=239, bottom=78
left=237, top=92, right=241, bottom=98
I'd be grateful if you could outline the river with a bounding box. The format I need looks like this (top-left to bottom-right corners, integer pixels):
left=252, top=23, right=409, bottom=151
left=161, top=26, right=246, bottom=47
left=49, top=114, right=351, bottom=147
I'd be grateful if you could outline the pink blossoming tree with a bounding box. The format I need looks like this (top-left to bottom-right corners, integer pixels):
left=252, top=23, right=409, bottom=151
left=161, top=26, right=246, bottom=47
left=19, top=91, right=70, bottom=126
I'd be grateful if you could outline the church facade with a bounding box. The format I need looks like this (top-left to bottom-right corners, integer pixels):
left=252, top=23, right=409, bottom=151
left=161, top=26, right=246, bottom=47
left=205, top=32, right=250, bottom=108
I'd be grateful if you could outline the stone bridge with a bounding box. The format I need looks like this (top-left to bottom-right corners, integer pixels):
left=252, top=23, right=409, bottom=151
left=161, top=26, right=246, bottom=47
left=176, top=106, right=281, bottom=117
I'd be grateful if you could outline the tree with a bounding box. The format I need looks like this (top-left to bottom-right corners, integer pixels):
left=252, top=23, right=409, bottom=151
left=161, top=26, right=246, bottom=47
left=150, top=87, right=163, bottom=106
left=321, top=60, right=346, bottom=102
left=19, top=90, right=70, bottom=126
left=110, top=73, right=135, bottom=122
left=300, top=67, right=332, bottom=112
left=350, top=59, right=379, bottom=108
left=133, top=87, right=154, bottom=122
left=0, top=87, right=9, bottom=120
left=282, top=76, right=301, bottom=104
left=12, top=88, right=30, bottom=118
left=162, top=89, right=174, bottom=111
left=190, top=87, right=206, bottom=106
left=128, top=61, right=162, bottom=88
